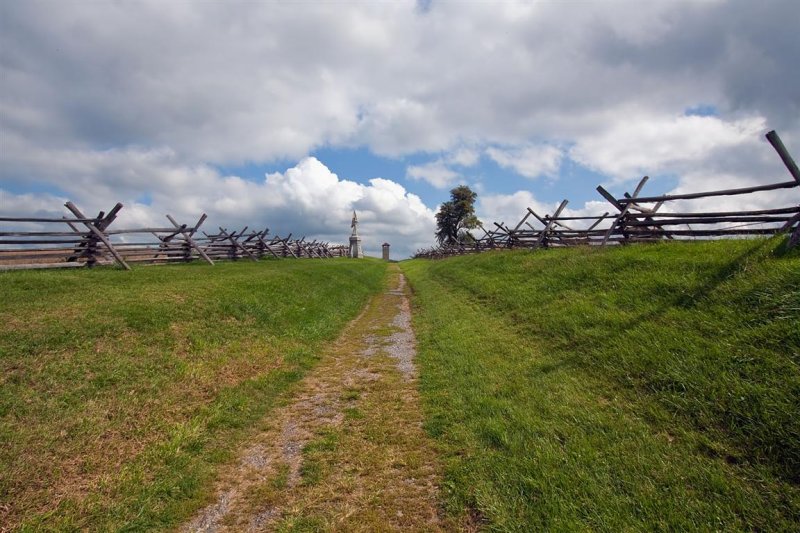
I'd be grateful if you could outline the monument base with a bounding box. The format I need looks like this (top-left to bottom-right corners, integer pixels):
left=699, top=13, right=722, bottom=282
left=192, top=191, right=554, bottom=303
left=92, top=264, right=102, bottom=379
left=349, top=236, right=363, bottom=258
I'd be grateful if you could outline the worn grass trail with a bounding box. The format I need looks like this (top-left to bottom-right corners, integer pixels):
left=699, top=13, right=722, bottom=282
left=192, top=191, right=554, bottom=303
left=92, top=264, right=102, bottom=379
left=184, top=265, right=456, bottom=532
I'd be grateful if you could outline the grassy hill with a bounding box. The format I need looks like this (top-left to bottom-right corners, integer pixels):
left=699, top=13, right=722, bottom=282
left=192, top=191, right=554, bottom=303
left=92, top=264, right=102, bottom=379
left=0, top=259, right=386, bottom=530
left=402, top=238, right=799, bottom=531
left=2, top=240, right=798, bottom=531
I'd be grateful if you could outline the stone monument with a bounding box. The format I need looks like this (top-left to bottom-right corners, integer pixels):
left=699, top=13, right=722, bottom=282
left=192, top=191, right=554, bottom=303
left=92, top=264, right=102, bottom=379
left=349, top=210, right=363, bottom=258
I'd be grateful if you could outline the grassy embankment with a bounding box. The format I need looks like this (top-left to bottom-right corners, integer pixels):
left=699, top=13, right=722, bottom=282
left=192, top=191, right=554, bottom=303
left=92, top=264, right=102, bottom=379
left=402, top=238, right=799, bottom=531
left=0, top=258, right=386, bottom=531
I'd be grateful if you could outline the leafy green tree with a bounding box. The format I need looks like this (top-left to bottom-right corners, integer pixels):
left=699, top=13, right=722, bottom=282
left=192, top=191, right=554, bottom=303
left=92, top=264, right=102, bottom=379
left=435, top=185, right=481, bottom=245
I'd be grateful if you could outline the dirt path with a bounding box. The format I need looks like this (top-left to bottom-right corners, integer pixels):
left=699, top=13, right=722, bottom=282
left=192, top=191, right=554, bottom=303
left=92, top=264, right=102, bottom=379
left=183, top=265, right=452, bottom=532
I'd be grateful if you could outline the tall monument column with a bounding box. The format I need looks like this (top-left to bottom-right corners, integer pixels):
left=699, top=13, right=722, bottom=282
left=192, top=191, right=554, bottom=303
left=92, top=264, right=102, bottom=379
left=349, top=210, right=363, bottom=258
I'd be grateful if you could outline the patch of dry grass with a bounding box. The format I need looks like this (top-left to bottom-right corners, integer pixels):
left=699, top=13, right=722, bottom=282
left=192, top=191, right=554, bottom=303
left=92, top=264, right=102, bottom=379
left=0, top=259, right=386, bottom=530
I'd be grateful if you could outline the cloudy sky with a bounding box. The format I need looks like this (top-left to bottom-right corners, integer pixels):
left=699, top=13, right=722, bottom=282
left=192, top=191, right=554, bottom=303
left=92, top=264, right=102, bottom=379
left=2, top=0, right=799, bottom=258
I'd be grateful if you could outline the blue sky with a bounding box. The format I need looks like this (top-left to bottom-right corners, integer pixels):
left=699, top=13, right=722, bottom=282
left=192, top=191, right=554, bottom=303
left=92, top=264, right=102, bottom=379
left=1, top=0, right=799, bottom=257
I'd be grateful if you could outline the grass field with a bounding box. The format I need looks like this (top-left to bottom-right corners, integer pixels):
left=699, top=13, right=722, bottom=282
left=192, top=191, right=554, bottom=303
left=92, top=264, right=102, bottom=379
left=0, top=258, right=386, bottom=531
left=402, top=238, right=800, bottom=531
left=3, top=239, right=799, bottom=531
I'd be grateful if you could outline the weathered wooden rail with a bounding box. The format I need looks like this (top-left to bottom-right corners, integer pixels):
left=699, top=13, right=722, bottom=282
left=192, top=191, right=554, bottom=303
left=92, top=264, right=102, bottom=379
left=416, top=130, right=800, bottom=258
left=0, top=207, right=347, bottom=270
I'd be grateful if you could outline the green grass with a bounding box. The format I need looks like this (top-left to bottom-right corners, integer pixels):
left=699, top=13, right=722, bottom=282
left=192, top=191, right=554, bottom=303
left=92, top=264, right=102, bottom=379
left=0, top=258, right=386, bottom=531
left=300, top=429, right=340, bottom=486
left=401, top=238, right=800, bottom=531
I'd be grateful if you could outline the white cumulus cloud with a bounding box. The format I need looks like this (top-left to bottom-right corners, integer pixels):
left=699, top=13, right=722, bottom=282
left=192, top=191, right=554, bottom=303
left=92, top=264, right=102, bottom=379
left=486, top=144, right=564, bottom=179
left=406, top=161, right=460, bottom=189
left=570, top=114, right=768, bottom=183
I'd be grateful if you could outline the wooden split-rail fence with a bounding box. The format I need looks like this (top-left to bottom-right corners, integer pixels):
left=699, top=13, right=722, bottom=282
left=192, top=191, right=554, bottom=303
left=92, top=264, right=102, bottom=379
left=0, top=204, right=348, bottom=271
left=415, top=130, right=800, bottom=259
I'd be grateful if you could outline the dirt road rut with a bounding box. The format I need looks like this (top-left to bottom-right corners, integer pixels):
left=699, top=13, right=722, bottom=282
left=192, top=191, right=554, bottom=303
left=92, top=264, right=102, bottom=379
left=183, top=266, right=448, bottom=532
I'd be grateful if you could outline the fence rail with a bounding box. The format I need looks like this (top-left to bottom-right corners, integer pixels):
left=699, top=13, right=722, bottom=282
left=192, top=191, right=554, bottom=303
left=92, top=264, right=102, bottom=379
left=415, top=130, right=800, bottom=258
left=0, top=207, right=348, bottom=270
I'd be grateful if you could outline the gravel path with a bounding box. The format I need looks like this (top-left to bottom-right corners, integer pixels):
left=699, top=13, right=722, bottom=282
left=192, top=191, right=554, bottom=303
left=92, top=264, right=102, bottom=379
left=182, top=266, right=449, bottom=532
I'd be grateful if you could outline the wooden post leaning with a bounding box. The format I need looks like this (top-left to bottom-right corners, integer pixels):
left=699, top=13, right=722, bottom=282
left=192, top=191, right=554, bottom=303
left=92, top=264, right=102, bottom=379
left=66, top=202, right=123, bottom=265
left=166, top=214, right=214, bottom=265
left=63, top=202, right=131, bottom=270
left=597, top=176, right=649, bottom=246
left=536, top=200, right=569, bottom=248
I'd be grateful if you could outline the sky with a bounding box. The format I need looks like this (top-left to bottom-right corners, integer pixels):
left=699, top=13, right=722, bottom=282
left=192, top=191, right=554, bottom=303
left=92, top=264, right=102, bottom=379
left=1, top=0, right=799, bottom=258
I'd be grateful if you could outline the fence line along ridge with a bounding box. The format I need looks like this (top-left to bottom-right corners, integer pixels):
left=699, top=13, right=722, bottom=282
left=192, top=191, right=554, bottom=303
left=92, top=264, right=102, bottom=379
left=415, top=130, right=800, bottom=259
left=0, top=208, right=348, bottom=271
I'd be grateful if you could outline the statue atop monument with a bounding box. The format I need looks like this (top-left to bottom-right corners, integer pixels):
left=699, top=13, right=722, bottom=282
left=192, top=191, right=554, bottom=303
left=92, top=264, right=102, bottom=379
left=349, top=210, right=363, bottom=258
